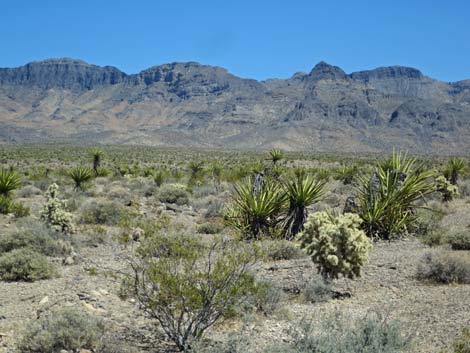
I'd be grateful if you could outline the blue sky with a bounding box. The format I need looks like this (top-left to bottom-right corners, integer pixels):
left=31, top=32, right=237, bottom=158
left=1, top=0, right=469, bottom=81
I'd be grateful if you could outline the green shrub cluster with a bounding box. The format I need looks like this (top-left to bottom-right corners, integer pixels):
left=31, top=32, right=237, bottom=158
left=299, top=212, right=371, bottom=281
left=417, top=251, right=470, bottom=284
left=157, top=183, right=190, bottom=205
left=81, top=200, right=125, bottom=225
left=0, top=247, right=56, bottom=281
left=16, top=308, right=105, bottom=353
left=435, top=175, right=459, bottom=202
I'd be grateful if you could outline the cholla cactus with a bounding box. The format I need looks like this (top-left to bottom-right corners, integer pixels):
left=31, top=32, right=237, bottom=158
left=41, top=183, right=75, bottom=234
left=435, top=175, right=459, bottom=202
left=299, top=212, right=371, bottom=281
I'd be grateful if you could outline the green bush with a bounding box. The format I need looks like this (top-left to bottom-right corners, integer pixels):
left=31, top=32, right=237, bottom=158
left=265, top=311, right=408, bottom=353
left=124, top=232, right=260, bottom=351
left=417, top=251, right=470, bottom=284
left=196, top=222, right=223, bottom=234
left=302, top=280, right=333, bottom=303
left=16, top=307, right=105, bottom=353
left=81, top=200, right=124, bottom=225
left=449, top=328, right=470, bottom=353
left=264, top=240, right=305, bottom=261
left=299, top=212, right=371, bottom=281
left=0, top=222, right=71, bottom=256
left=0, top=195, right=29, bottom=216
left=0, top=248, right=56, bottom=281
left=157, top=183, right=190, bottom=205
left=448, top=233, right=470, bottom=251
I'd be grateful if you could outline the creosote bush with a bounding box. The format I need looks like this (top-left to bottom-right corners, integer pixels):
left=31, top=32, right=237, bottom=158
left=299, top=212, right=371, bottom=281
left=265, top=311, right=408, bottom=353
left=448, top=232, right=470, bottom=250
left=157, top=183, right=190, bottom=205
left=16, top=307, right=105, bottom=353
left=0, top=248, right=56, bottom=281
left=81, top=200, right=125, bottom=225
left=123, top=230, right=261, bottom=351
left=417, top=251, right=470, bottom=284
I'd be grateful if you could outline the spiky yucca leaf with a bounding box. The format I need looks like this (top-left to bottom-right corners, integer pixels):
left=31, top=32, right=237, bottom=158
left=269, top=149, right=284, bottom=164
left=226, top=176, right=287, bottom=240
left=0, top=168, right=21, bottom=197
left=357, top=152, right=435, bottom=239
left=283, top=173, right=326, bottom=239
left=69, top=166, right=93, bottom=191
left=444, top=158, right=466, bottom=185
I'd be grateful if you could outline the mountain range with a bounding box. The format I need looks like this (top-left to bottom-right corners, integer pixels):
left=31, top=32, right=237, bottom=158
left=1, top=58, right=470, bottom=153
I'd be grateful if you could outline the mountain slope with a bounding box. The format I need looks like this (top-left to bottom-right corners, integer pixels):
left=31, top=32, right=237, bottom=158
left=1, top=58, right=469, bottom=153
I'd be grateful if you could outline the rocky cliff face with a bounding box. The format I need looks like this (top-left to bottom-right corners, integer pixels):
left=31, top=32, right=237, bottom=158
left=0, top=58, right=469, bottom=153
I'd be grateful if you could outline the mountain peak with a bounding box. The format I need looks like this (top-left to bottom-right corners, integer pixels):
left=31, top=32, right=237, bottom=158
left=309, top=61, right=347, bottom=81
left=350, top=66, right=423, bottom=81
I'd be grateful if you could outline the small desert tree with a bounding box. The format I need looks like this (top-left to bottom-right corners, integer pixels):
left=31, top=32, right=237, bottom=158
left=444, top=158, right=466, bottom=185
left=89, top=148, right=104, bottom=176
left=123, top=231, right=260, bottom=351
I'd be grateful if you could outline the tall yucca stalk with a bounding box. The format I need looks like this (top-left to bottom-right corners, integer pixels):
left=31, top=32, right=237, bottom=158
left=282, top=173, right=326, bottom=239
left=226, top=176, right=286, bottom=240
left=357, top=151, right=435, bottom=239
left=89, top=148, right=104, bottom=175
left=0, top=168, right=21, bottom=197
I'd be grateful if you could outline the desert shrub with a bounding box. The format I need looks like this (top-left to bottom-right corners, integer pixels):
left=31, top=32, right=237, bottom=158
left=417, top=251, right=470, bottom=284
left=191, top=331, right=253, bottom=353
left=196, top=222, right=223, bottom=234
left=81, top=200, right=124, bottom=225
left=449, top=327, right=470, bottom=353
left=16, top=185, right=42, bottom=198
left=435, top=175, right=459, bottom=202
left=246, top=280, right=284, bottom=316
left=264, top=240, right=305, bottom=261
left=95, top=166, right=111, bottom=177
left=299, top=212, right=371, bottom=281
left=41, top=183, right=75, bottom=233
left=16, top=307, right=105, bottom=353
left=157, top=183, right=190, bottom=205
left=0, top=222, right=70, bottom=256
left=282, top=172, right=326, bottom=239
left=225, top=176, right=286, bottom=240
left=265, top=311, right=408, bottom=353
left=0, top=248, right=56, bottom=281
left=124, top=232, right=260, bottom=351
left=0, top=195, right=30, bottom=217
left=448, top=232, right=470, bottom=250
left=356, top=151, right=435, bottom=239
left=302, top=279, right=333, bottom=303
left=0, top=168, right=21, bottom=196
left=69, top=165, right=94, bottom=191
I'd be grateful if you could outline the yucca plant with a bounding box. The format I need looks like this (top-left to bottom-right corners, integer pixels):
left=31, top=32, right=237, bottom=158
left=269, top=149, right=284, bottom=164
left=89, top=148, right=104, bottom=175
left=0, top=168, right=21, bottom=197
left=209, top=163, right=223, bottom=189
left=335, top=164, right=358, bottom=185
left=444, top=158, right=466, bottom=185
left=356, top=151, right=435, bottom=239
left=154, top=170, right=166, bottom=187
left=226, top=176, right=286, bottom=240
left=69, top=166, right=93, bottom=191
left=282, top=173, right=326, bottom=239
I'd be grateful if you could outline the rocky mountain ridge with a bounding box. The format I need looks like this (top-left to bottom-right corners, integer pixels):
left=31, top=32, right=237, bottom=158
left=1, top=58, right=469, bottom=153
